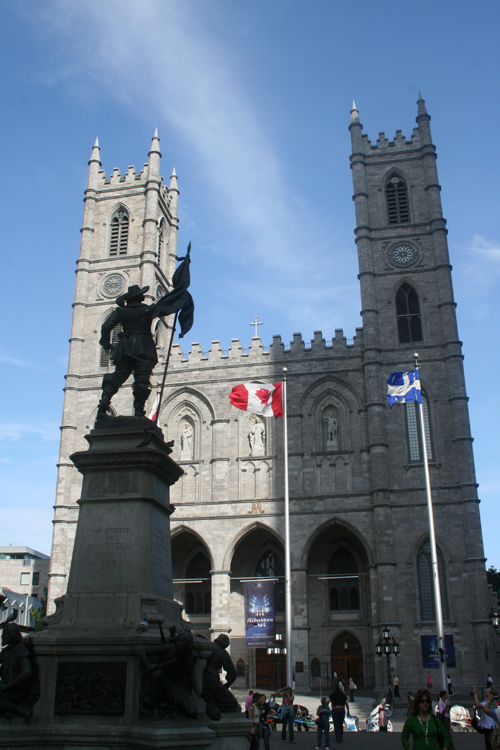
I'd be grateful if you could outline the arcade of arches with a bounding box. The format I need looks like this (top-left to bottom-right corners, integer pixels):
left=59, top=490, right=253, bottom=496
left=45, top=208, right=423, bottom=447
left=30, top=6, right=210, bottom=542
left=171, top=522, right=376, bottom=689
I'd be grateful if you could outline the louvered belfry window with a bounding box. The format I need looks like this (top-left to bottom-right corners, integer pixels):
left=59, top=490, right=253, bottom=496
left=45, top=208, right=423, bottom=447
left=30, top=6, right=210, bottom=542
left=109, top=209, right=129, bottom=256
left=396, top=282, right=423, bottom=343
left=100, top=324, right=122, bottom=368
left=386, top=175, right=410, bottom=224
left=406, top=393, right=433, bottom=462
left=157, top=220, right=164, bottom=266
left=417, top=540, right=449, bottom=621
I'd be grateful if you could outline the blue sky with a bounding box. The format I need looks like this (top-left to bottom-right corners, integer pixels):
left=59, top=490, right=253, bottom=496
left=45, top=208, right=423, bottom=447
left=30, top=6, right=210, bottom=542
left=1, top=1, right=499, bottom=571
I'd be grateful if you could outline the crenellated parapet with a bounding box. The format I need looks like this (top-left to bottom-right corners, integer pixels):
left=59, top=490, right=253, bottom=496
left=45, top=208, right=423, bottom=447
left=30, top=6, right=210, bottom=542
left=165, top=327, right=364, bottom=368
left=94, top=163, right=176, bottom=204
left=360, top=127, right=421, bottom=154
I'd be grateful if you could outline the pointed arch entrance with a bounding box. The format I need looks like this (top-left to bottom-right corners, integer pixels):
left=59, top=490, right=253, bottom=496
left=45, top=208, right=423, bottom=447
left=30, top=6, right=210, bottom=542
left=331, top=632, right=364, bottom=686
left=230, top=524, right=286, bottom=688
left=171, top=528, right=212, bottom=639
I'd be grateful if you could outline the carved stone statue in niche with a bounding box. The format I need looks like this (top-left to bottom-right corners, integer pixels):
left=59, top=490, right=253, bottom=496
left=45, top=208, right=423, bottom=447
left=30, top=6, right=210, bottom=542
left=248, top=414, right=265, bottom=456
left=324, top=410, right=339, bottom=450
left=0, top=617, right=40, bottom=719
left=179, top=420, right=194, bottom=460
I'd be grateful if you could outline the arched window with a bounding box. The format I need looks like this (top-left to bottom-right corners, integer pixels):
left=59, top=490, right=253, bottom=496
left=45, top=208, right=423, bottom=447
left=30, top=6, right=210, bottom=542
left=153, top=319, right=161, bottom=347
left=386, top=174, right=410, bottom=224
left=184, top=551, right=211, bottom=615
left=328, top=547, right=360, bottom=611
left=109, top=208, right=129, bottom=256
left=350, top=587, right=359, bottom=610
left=417, top=540, right=449, bottom=621
left=311, top=657, right=321, bottom=678
left=255, top=549, right=285, bottom=612
left=100, top=322, right=122, bottom=369
left=406, top=392, right=433, bottom=462
left=158, top=220, right=164, bottom=266
left=329, top=588, right=339, bottom=610
left=396, top=282, right=423, bottom=344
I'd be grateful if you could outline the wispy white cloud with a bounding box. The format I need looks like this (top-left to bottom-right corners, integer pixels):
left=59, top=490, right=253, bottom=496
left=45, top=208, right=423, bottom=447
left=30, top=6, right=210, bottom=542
left=0, top=351, right=28, bottom=367
left=35, top=1, right=343, bottom=300
left=0, top=347, right=65, bottom=372
left=453, top=234, right=500, bottom=322
left=467, top=234, right=500, bottom=262
left=0, top=423, right=59, bottom=442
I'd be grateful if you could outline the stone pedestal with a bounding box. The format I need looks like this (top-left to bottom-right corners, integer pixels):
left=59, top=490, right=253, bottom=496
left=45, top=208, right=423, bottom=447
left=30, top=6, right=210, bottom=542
left=0, top=419, right=248, bottom=749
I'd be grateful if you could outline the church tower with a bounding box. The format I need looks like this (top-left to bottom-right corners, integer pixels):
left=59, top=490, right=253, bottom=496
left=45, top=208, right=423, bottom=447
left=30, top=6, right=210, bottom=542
left=48, top=133, right=179, bottom=608
left=349, top=95, right=490, bottom=673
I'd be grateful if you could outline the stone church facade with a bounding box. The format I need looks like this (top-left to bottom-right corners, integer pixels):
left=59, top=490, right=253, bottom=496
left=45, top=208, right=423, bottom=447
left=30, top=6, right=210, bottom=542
left=48, top=98, right=493, bottom=690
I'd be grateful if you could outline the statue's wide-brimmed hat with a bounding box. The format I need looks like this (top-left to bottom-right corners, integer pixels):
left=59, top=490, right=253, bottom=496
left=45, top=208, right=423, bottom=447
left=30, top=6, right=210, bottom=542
left=119, top=284, right=149, bottom=302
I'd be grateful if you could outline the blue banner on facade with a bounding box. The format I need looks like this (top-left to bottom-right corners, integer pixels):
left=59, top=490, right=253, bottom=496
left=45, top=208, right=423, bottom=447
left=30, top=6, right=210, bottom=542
left=244, top=580, right=276, bottom=648
left=420, top=634, right=456, bottom=668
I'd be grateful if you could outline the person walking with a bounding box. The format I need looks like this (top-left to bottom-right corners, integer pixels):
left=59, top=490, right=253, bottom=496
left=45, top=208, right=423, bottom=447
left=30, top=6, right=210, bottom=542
left=401, top=689, right=450, bottom=750
left=277, top=686, right=295, bottom=744
left=405, top=691, right=415, bottom=719
left=473, top=685, right=498, bottom=750
left=349, top=678, right=356, bottom=702
left=328, top=679, right=350, bottom=744
left=245, top=690, right=254, bottom=714
left=258, top=693, right=275, bottom=750
left=437, top=690, right=455, bottom=750
left=447, top=674, right=454, bottom=696
left=315, top=696, right=331, bottom=750
left=393, top=670, right=401, bottom=699
left=426, top=670, right=434, bottom=695
left=379, top=703, right=389, bottom=732
left=247, top=692, right=262, bottom=750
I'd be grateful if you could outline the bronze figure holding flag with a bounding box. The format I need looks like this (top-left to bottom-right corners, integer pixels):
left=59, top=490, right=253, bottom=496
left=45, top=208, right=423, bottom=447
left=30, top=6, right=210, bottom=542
left=97, top=245, right=194, bottom=420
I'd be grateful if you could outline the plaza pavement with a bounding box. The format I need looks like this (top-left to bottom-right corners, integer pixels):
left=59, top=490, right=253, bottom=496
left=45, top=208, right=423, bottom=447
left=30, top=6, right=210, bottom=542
left=234, top=689, right=483, bottom=748
left=259, top=731, right=483, bottom=749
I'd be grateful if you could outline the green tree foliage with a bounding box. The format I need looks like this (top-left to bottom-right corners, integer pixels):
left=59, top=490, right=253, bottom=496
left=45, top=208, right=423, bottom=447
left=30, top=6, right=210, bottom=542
left=29, top=588, right=47, bottom=631
left=487, top=566, right=500, bottom=595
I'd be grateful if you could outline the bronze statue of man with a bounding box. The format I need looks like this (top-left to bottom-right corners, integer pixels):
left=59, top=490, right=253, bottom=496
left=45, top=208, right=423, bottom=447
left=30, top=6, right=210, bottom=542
left=0, top=621, right=40, bottom=719
left=202, top=634, right=241, bottom=720
left=98, top=284, right=161, bottom=419
left=97, top=250, right=194, bottom=420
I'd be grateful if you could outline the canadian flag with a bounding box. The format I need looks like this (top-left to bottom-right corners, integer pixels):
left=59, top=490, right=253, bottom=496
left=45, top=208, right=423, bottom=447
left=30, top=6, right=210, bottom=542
left=148, top=393, right=160, bottom=422
left=229, top=382, right=283, bottom=417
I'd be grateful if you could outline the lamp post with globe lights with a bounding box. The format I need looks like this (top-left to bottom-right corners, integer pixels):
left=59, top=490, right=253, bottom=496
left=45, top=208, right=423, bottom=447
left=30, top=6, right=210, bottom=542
left=376, top=626, right=400, bottom=689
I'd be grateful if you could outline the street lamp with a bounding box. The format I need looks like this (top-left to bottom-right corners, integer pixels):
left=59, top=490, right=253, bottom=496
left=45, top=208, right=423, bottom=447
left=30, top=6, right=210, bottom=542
left=376, top=626, right=400, bottom=688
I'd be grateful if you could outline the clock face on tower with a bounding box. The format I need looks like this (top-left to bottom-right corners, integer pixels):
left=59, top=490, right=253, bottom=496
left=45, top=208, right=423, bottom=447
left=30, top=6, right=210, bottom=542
left=389, top=243, right=417, bottom=267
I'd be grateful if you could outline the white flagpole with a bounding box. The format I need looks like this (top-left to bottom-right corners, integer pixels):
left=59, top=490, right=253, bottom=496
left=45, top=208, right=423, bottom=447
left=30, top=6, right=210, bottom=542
left=414, top=352, right=447, bottom=694
left=282, top=367, right=293, bottom=687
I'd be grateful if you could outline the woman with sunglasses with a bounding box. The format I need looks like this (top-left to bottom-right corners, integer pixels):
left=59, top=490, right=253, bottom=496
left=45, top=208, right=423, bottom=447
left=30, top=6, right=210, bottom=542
left=401, top=689, right=450, bottom=749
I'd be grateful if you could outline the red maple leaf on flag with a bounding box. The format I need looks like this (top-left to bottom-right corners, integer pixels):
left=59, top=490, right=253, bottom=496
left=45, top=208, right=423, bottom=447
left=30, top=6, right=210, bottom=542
left=255, top=388, right=271, bottom=405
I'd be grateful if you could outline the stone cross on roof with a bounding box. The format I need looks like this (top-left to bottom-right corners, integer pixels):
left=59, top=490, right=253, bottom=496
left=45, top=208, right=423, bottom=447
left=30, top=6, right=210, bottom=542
left=250, top=315, right=263, bottom=337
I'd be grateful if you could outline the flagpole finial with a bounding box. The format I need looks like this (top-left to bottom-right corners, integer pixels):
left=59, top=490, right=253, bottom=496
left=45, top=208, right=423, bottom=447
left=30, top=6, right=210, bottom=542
left=414, top=352, right=419, bottom=369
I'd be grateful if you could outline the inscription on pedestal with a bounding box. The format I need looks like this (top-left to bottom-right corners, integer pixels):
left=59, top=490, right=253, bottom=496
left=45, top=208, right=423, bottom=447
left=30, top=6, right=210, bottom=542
left=151, top=505, right=173, bottom=596
left=86, top=527, right=132, bottom=569
left=55, top=662, right=127, bottom=715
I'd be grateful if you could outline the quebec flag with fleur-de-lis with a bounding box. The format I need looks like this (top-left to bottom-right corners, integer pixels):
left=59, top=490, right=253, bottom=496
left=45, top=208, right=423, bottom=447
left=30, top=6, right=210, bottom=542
left=386, top=370, right=422, bottom=408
